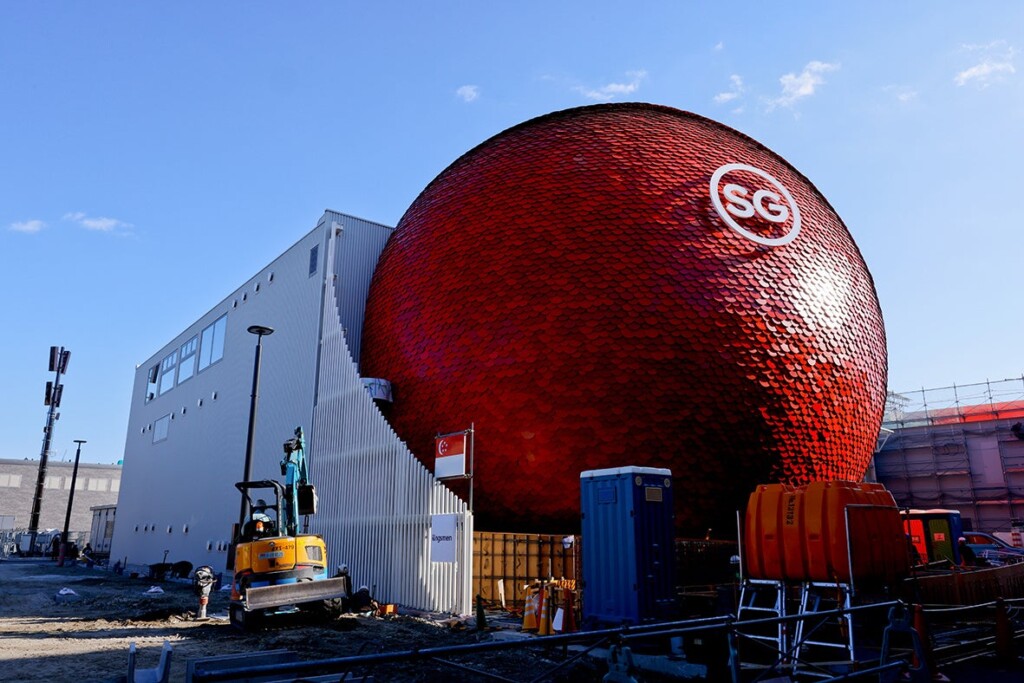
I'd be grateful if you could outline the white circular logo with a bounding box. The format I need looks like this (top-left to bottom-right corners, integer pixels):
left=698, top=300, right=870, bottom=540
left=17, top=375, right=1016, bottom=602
left=709, top=163, right=801, bottom=247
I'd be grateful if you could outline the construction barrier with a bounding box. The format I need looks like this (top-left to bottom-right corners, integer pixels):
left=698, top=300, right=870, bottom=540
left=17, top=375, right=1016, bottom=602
left=473, top=532, right=578, bottom=611
left=907, top=562, right=1024, bottom=605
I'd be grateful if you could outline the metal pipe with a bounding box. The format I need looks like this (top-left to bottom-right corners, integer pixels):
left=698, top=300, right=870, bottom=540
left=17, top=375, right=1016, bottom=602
left=469, top=423, right=475, bottom=514
left=57, top=440, right=86, bottom=567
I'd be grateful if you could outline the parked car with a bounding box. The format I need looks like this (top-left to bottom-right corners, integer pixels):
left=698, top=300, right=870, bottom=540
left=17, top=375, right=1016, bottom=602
left=962, top=531, right=1024, bottom=565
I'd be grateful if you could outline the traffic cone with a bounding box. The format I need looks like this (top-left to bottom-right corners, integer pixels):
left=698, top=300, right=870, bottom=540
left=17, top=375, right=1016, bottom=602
left=561, top=590, right=578, bottom=633
left=995, top=597, right=1016, bottom=663
left=911, top=603, right=937, bottom=676
left=521, top=589, right=538, bottom=631
left=537, top=587, right=551, bottom=635
left=475, top=594, right=488, bottom=632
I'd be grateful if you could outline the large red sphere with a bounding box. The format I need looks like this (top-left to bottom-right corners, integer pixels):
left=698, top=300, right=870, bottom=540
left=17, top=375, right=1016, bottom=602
left=361, top=103, right=886, bottom=534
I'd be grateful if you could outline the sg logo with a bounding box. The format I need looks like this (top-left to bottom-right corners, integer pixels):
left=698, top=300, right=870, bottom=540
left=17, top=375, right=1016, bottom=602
left=709, top=163, right=801, bottom=247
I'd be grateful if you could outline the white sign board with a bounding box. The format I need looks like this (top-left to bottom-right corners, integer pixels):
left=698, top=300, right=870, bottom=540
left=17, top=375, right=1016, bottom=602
left=435, top=453, right=465, bottom=480
left=430, top=514, right=458, bottom=563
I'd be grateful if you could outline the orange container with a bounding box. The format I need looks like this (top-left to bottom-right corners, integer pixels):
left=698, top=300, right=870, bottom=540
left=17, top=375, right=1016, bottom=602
left=744, top=481, right=910, bottom=584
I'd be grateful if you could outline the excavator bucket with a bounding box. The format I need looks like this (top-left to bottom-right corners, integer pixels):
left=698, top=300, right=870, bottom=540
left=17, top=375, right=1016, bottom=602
left=241, top=576, right=351, bottom=611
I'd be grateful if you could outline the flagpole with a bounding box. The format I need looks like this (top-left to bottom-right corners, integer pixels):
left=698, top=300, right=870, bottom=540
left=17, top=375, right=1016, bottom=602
left=468, top=423, right=475, bottom=514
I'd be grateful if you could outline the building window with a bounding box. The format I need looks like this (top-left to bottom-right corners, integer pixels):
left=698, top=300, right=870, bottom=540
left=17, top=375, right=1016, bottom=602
left=159, top=350, right=177, bottom=396
left=153, top=414, right=170, bottom=443
left=309, top=244, right=319, bottom=277
left=44, top=476, right=62, bottom=489
left=87, top=478, right=110, bottom=492
left=111, top=479, right=121, bottom=493
left=146, top=365, right=159, bottom=403
left=198, top=314, right=227, bottom=372
left=0, top=474, right=22, bottom=488
left=177, top=335, right=198, bottom=384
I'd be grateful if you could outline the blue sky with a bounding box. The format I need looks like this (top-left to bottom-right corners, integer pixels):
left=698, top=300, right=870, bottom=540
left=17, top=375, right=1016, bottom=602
left=2, top=3, right=1022, bottom=464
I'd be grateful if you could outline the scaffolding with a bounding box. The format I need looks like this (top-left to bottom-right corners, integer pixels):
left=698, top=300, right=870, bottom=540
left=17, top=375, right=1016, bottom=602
left=874, top=377, right=1024, bottom=532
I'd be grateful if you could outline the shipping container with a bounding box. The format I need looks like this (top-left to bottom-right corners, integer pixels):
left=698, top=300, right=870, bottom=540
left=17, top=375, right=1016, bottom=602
left=89, top=505, right=116, bottom=555
left=580, top=466, right=675, bottom=626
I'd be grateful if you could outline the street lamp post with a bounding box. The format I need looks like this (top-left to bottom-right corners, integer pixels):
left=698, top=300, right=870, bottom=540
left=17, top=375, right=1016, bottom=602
left=57, top=439, right=86, bottom=567
left=237, top=325, right=274, bottom=529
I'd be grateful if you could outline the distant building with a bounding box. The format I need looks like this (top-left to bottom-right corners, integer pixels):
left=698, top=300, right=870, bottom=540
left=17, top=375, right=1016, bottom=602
left=872, top=378, right=1024, bottom=532
left=0, top=457, right=122, bottom=537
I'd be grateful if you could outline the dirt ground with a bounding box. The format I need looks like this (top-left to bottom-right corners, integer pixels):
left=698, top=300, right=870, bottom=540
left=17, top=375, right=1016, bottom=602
left=0, top=558, right=606, bottom=682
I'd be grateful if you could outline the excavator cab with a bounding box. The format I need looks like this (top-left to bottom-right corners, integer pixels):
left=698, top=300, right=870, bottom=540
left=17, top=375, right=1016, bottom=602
left=236, top=483, right=284, bottom=542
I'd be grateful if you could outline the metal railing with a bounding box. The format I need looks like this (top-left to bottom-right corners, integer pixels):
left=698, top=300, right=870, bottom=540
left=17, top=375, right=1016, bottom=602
left=191, top=601, right=921, bottom=682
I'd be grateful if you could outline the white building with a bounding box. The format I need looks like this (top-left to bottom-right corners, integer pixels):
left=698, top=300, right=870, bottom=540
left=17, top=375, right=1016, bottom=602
left=111, top=211, right=473, bottom=613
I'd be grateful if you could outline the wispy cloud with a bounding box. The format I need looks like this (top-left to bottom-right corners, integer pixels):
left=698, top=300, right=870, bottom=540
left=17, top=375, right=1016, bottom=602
left=456, top=85, right=479, bottom=103
left=955, top=41, right=1016, bottom=87
left=884, top=85, right=919, bottom=104
left=63, top=211, right=133, bottom=234
left=575, top=70, right=647, bottom=102
left=9, top=219, right=46, bottom=234
left=714, top=74, right=744, bottom=104
left=766, top=61, right=840, bottom=111
left=714, top=42, right=724, bottom=52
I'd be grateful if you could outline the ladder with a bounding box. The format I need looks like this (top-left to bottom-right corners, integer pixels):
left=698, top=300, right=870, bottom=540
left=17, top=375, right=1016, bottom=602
left=792, top=582, right=854, bottom=678
left=736, top=579, right=790, bottom=665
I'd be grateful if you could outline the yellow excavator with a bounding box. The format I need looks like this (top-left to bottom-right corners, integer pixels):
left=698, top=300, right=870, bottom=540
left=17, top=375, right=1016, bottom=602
left=229, top=427, right=349, bottom=629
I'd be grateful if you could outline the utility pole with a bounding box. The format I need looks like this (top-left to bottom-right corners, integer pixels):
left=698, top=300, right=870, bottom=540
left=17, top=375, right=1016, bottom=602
left=28, top=346, right=70, bottom=556
left=57, top=439, right=86, bottom=567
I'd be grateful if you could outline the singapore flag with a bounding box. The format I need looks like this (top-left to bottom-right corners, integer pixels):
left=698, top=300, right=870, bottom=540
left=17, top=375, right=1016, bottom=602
left=435, top=432, right=467, bottom=480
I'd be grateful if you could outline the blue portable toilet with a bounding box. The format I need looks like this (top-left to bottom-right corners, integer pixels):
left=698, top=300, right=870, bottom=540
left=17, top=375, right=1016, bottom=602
left=580, top=466, right=676, bottom=626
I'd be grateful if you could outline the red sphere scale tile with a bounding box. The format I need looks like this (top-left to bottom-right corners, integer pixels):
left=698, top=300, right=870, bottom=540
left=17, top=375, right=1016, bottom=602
left=361, top=103, right=887, bottom=534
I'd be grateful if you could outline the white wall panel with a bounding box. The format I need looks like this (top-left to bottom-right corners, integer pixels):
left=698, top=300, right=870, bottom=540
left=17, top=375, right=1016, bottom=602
left=311, top=230, right=473, bottom=615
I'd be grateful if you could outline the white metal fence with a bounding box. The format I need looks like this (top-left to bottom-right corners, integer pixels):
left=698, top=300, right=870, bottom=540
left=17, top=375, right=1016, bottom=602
left=309, top=234, right=473, bottom=615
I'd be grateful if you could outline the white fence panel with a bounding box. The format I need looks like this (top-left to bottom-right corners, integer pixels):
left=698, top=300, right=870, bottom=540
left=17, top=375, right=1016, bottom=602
left=309, top=233, right=472, bottom=615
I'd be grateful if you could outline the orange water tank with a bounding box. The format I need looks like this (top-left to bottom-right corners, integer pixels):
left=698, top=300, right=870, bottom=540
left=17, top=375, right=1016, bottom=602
left=744, top=481, right=910, bottom=584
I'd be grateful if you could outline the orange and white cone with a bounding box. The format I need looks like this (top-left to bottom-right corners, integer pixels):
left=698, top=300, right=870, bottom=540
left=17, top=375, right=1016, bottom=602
left=537, top=587, right=551, bottom=635
left=560, top=590, right=578, bottom=633
left=521, top=590, right=538, bottom=631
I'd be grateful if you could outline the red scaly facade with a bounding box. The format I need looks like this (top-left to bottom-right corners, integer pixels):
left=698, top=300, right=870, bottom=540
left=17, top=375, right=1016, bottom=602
left=360, top=103, right=887, bottom=534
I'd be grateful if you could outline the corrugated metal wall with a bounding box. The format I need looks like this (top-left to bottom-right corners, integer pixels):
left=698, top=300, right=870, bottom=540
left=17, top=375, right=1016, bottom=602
left=310, top=229, right=473, bottom=615
left=112, top=223, right=328, bottom=569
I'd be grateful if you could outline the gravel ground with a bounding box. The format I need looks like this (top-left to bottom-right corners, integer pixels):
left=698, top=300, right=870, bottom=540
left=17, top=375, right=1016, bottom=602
left=0, top=558, right=605, bottom=682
